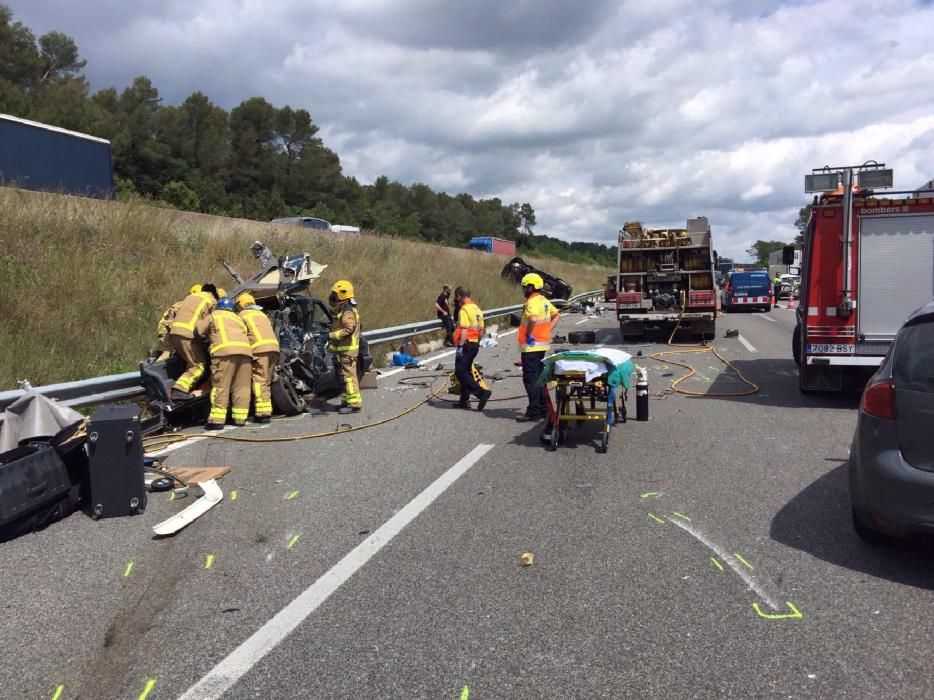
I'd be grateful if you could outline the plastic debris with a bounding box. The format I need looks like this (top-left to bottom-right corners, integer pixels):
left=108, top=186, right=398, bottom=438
left=479, top=338, right=498, bottom=348
left=725, top=328, right=739, bottom=338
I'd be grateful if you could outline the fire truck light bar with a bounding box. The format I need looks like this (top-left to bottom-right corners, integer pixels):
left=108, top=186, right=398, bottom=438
left=857, top=169, right=894, bottom=189
left=805, top=173, right=839, bottom=193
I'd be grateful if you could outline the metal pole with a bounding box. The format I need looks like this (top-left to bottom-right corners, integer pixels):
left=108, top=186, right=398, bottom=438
left=839, top=167, right=854, bottom=316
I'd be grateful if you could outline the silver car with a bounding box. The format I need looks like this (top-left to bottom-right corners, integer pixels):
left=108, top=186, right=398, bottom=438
left=850, top=299, right=934, bottom=541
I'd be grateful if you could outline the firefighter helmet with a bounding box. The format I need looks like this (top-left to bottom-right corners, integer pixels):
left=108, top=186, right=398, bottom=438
left=216, top=296, right=235, bottom=311
left=330, top=279, right=354, bottom=301
left=520, top=273, right=544, bottom=290
left=188, top=283, right=203, bottom=295
left=235, top=292, right=256, bottom=309
left=216, top=287, right=227, bottom=299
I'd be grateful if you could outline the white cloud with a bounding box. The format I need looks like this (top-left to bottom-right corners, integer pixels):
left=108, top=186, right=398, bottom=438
left=7, top=0, right=934, bottom=260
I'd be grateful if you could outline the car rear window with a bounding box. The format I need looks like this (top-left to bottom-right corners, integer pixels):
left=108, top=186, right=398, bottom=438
left=893, top=321, right=934, bottom=393
left=730, top=273, right=770, bottom=291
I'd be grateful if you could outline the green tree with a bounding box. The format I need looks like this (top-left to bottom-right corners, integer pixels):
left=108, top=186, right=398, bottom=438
left=36, top=30, right=85, bottom=83
left=161, top=180, right=200, bottom=210
left=745, top=240, right=789, bottom=268
left=519, top=202, right=536, bottom=235
left=0, top=6, right=39, bottom=91
left=794, top=203, right=813, bottom=246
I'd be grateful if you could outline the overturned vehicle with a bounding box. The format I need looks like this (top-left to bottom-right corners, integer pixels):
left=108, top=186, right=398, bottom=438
left=500, top=257, right=573, bottom=301
left=141, top=254, right=372, bottom=426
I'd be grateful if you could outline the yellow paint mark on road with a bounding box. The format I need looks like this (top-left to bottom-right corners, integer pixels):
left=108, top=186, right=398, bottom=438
left=137, top=678, right=157, bottom=700
left=123, top=561, right=134, bottom=578
left=753, top=601, right=802, bottom=620
left=287, top=533, right=300, bottom=549
left=168, top=491, right=176, bottom=501
left=51, top=684, right=64, bottom=700
left=734, top=552, right=754, bottom=570
left=709, top=556, right=724, bottom=572
left=647, top=513, right=665, bottom=525
left=460, top=684, right=470, bottom=700
left=229, top=489, right=238, bottom=501
left=203, top=554, right=215, bottom=569
left=640, top=491, right=659, bottom=499
left=672, top=512, right=691, bottom=522
left=284, top=490, right=299, bottom=500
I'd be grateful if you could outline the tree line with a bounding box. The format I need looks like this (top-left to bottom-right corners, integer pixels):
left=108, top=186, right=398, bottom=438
left=0, top=5, right=617, bottom=267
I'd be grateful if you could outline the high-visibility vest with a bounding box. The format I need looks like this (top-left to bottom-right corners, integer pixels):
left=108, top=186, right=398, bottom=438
left=329, top=303, right=360, bottom=352
left=518, top=292, right=557, bottom=352
left=170, top=292, right=216, bottom=339
left=208, top=310, right=253, bottom=357
left=453, top=300, right=484, bottom=345
left=239, top=308, right=280, bottom=354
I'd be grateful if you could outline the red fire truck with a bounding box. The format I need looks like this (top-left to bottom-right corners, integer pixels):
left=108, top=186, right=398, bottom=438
left=794, top=164, right=934, bottom=392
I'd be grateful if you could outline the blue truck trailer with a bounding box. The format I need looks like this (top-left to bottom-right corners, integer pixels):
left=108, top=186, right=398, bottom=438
left=0, top=113, right=114, bottom=198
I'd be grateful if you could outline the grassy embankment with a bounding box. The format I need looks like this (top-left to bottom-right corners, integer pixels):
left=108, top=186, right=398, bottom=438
left=0, top=187, right=610, bottom=388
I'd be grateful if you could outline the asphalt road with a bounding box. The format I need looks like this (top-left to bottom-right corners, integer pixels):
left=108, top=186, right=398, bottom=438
left=2, top=303, right=933, bottom=699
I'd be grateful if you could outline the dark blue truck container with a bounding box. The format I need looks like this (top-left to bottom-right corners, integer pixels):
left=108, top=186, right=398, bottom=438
left=0, top=113, right=114, bottom=198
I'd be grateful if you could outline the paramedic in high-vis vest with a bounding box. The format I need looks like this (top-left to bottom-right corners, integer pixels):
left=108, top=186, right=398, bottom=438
left=515, top=273, right=559, bottom=422
left=452, top=286, right=492, bottom=411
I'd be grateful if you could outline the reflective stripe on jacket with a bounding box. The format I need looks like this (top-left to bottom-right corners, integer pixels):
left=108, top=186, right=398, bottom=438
left=239, top=308, right=279, bottom=353
left=328, top=303, right=360, bottom=353
left=208, top=310, right=253, bottom=357
left=453, top=300, right=484, bottom=345
left=518, top=292, right=558, bottom=352
left=170, top=292, right=216, bottom=339
left=157, top=301, right=182, bottom=342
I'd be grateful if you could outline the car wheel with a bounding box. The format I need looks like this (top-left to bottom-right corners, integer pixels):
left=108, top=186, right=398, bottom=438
left=271, top=376, right=306, bottom=416
left=852, top=508, right=895, bottom=545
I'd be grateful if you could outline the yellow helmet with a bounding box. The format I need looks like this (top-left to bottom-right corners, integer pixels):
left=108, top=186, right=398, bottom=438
left=188, top=283, right=203, bottom=295
left=520, top=272, right=544, bottom=290
left=216, top=287, right=227, bottom=298
left=235, top=292, right=256, bottom=309
left=330, top=279, right=354, bottom=301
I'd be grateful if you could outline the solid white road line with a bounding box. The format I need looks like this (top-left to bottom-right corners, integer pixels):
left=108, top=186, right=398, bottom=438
left=178, top=443, right=497, bottom=700
left=575, top=317, right=589, bottom=325
left=665, top=516, right=782, bottom=611
left=752, top=313, right=777, bottom=323
left=737, top=334, right=757, bottom=353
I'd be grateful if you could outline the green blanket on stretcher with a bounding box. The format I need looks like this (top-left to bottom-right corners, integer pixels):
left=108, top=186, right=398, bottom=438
left=535, top=349, right=634, bottom=390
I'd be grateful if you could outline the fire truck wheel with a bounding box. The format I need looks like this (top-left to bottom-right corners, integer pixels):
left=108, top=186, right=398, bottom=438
left=792, top=325, right=802, bottom=366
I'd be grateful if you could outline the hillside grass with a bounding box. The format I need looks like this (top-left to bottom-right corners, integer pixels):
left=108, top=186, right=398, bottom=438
left=0, top=187, right=610, bottom=388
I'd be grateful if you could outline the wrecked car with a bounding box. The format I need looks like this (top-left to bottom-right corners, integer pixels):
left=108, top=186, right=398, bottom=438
left=141, top=253, right=373, bottom=425
left=500, top=256, right=573, bottom=301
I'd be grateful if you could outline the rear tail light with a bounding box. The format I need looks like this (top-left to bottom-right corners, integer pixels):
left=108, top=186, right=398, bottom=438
left=861, top=379, right=896, bottom=419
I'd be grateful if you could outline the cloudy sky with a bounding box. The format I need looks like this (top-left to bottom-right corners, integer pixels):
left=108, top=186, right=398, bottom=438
left=9, top=0, right=934, bottom=259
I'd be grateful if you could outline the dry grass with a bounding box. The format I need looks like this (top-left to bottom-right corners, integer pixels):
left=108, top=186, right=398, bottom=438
left=0, top=187, right=610, bottom=388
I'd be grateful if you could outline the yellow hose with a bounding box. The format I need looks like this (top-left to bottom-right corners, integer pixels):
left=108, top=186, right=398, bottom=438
left=648, top=293, right=758, bottom=397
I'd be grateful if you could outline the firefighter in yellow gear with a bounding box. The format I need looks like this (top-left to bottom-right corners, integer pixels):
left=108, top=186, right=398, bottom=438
left=327, top=279, right=362, bottom=415
left=235, top=292, right=280, bottom=423
left=204, top=297, right=253, bottom=429
left=155, top=283, right=200, bottom=361
left=168, top=285, right=216, bottom=396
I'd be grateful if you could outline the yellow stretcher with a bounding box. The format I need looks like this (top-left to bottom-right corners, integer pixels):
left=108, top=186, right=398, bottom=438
left=544, top=369, right=625, bottom=454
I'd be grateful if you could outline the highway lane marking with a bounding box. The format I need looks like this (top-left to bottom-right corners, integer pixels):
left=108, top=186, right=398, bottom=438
left=178, top=443, right=496, bottom=700
left=575, top=317, right=589, bottom=325
left=737, top=334, right=757, bottom=353
left=752, top=313, right=777, bottom=323
left=123, top=561, right=134, bottom=578
left=51, top=684, right=64, bottom=700
left=664, top=516, right=782, bottom=611
left=709, top=557, right=724, bottom=572
left=734, top=552, right=754, bottom=570
left=137, top=678, right=157, bottom=700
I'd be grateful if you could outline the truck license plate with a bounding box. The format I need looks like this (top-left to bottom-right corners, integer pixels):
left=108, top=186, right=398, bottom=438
left=618, top=303, right=641, bottom=309
left=806, top=344, right=855, bottom=354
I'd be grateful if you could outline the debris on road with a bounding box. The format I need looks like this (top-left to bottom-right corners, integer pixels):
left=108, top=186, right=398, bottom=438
left=725, top=328, right=739, bottom=338
left=152, top=479, right=223, bottom=536
left=519, top=552, right=534, bottom=566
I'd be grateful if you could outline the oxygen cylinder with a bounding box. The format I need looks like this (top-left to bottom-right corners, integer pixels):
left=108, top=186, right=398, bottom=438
left=636, top=368, right=649, bottom=421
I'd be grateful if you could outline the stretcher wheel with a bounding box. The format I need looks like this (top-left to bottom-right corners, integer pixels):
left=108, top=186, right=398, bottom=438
left=598, top=426, right=609, bottom=454
left=550, top=428, right=559, bottom=451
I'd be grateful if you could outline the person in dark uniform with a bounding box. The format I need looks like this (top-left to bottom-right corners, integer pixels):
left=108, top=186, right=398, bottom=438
left=435, top=284, right=455, bottom=347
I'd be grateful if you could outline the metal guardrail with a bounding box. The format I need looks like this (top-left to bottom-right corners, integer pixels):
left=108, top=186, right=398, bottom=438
left=0, top=290, right=602, bottom=420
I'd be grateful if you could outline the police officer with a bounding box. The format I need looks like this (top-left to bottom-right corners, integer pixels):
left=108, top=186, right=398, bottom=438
left=452, top=286, right=492, bottom=411
left=236, top=292, right=280, bottom=423
left=327, top=280, right=362, bottom=414
left=515, top=273, right=559, bottom=422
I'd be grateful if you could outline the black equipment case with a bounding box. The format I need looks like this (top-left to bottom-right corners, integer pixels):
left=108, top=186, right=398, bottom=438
left=0, top=443, right=78, bottom=541
left=86, top=404, right=147, bottom=518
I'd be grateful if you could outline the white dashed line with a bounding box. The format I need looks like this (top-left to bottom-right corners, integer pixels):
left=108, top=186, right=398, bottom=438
left=179, top=443, right=496, bottom=700
left=753, top=313, right=777, bottom=323
left=738, top=334, right=757, bottom=353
